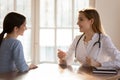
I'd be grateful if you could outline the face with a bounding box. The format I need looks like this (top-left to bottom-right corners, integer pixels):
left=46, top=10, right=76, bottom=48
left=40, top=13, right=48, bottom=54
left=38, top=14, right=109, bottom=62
left=77, top=13, right=93, bottom=33
left=16, top=21, right=27, bottom=36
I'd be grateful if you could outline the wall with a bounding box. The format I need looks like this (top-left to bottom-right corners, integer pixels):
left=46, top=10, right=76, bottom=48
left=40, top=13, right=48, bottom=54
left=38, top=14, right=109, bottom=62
left=96, top=0, right=120, bottom=50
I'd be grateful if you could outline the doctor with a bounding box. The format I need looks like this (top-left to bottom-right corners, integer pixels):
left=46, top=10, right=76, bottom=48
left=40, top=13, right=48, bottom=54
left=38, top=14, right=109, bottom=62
left=58, top=8, right=120, bottom=69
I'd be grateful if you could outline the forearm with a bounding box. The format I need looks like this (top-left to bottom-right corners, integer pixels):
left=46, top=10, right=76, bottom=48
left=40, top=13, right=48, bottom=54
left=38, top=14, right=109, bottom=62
left=101, top=61, right=120, bottom=69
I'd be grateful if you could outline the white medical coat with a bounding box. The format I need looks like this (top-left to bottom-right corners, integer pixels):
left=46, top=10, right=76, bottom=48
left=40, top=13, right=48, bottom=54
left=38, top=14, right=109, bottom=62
left=65, top=33, right=120, bottom=69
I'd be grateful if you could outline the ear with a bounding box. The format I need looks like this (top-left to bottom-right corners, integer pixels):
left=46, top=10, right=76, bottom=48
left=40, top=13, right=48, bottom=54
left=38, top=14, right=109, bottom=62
left=14, top=26, right=19, bottom=32
left=90, top=18, right=94, bottom=25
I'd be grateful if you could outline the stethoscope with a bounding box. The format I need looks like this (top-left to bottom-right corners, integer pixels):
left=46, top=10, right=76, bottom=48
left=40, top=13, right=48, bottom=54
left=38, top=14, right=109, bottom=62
left=75, top=33, right=101, bottom=59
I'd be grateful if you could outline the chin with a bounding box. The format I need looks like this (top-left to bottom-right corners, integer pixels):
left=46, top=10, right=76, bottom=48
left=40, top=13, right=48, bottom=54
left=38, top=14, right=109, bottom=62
left=20, top=34, right=23, bottom=36
left=79, top=28, right=83, bottom=32
left=79, top=30, right=83, bottom=32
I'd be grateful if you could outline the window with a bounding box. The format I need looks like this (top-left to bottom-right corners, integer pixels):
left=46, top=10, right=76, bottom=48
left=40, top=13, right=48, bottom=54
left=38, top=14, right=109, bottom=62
left=0, top=0, right=93, bottom=64
left=39, top=0, right=89, bottom=63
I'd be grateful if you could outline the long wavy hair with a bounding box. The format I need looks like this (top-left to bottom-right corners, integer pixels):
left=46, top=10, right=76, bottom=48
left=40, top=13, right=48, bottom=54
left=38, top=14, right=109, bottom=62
left=79, top=8, right=105, bottom=34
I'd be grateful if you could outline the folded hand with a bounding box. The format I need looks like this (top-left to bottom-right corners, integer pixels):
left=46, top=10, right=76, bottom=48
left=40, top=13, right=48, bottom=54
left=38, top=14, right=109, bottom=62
left=86, top=56, right=101, bottom=67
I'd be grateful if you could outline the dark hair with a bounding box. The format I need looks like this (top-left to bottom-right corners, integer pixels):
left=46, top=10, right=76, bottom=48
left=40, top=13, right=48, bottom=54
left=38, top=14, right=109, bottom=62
left=79, top=8, right=104, bottom=34
left=0, top=12, right=26, bottom=46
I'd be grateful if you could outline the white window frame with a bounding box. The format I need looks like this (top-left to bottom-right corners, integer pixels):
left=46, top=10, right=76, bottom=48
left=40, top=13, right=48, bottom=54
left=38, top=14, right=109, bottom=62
left=31, top=0, right=95, bottom=64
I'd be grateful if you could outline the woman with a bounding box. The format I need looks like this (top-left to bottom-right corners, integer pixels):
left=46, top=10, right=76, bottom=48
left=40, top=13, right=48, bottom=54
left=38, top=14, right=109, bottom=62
left=58, top=8, right=120, bottom=69
left=0, top=12, right=37, bottom=73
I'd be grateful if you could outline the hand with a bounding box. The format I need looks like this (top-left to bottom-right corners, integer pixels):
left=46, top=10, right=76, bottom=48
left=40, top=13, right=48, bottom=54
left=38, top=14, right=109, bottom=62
left=59, top=59, right=67, bottom=65
left=86, top=57, right=101, bottom=67
left=57, top=49, right=66, bottom=60
left=59, top=59, right=67, bottom=69
left=29, top=64, right=38, bottom=70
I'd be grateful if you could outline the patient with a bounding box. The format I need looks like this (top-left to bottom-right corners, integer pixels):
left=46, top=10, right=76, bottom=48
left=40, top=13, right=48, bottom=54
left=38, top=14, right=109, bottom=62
left=0, top=12, right=37, bottom=73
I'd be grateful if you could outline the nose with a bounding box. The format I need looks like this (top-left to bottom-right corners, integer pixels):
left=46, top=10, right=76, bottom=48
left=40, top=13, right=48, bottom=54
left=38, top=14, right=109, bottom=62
left=25, top=26, right=27, bottom=30
left=77, top=21, right=79, bottom=25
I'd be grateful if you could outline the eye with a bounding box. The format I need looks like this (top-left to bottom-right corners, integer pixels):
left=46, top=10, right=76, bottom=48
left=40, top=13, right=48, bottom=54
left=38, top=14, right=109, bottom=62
left=79, top=18, right=83, bottom=21
left=80, top=18, right=83, bottom=21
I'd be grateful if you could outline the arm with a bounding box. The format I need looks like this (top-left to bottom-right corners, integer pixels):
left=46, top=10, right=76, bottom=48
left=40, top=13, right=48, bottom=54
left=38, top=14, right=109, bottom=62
left=13, top=40, right=37, bottom=72
left=101, top=36, right=120, bottom=68
left=13, top=41, right=29, bottom=72
left=57, top=35, right=81, bottom=66
left=65, top=35, right=81, bottom=65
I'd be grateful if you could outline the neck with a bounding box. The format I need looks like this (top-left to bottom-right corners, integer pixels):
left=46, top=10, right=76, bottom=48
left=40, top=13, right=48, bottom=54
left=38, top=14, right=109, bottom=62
left=84, top=31, right=95, bottom=42
left=5, top=33, right=18, bottom=39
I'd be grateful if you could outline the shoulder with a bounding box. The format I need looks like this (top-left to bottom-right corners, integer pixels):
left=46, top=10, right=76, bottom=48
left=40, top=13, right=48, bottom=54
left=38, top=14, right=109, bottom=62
left=100, top=34, right=115, bottom=47
left=70, top=34, right=84, bottom=46
left=100, top=34, right=111, bottom=41
left=9, top=38, right=21, bottom=45
left=5, top=38, right=22, bottom=49
left=74, top=34, right=84, bottom=40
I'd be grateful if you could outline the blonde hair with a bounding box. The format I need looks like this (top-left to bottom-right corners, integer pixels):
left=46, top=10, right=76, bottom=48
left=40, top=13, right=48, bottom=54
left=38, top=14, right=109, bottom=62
left=79, top=8, right=105, bottom=34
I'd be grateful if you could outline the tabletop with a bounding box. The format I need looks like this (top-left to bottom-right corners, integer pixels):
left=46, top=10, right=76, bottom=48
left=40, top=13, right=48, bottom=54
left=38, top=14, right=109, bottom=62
left=0, top=63, right=120, bottom=80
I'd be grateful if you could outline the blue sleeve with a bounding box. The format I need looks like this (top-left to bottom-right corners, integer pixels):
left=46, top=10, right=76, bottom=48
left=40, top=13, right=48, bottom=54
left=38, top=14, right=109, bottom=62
left=12, top=40, right=29, bottom=72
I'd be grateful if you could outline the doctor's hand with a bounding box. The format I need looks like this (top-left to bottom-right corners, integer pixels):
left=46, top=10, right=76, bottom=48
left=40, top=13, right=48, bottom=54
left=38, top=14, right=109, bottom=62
left=86, top=57, right=101, bottom=67
left=57, top=49, right=66, bottom=60
left=57, top=49, right=67, bottom=68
